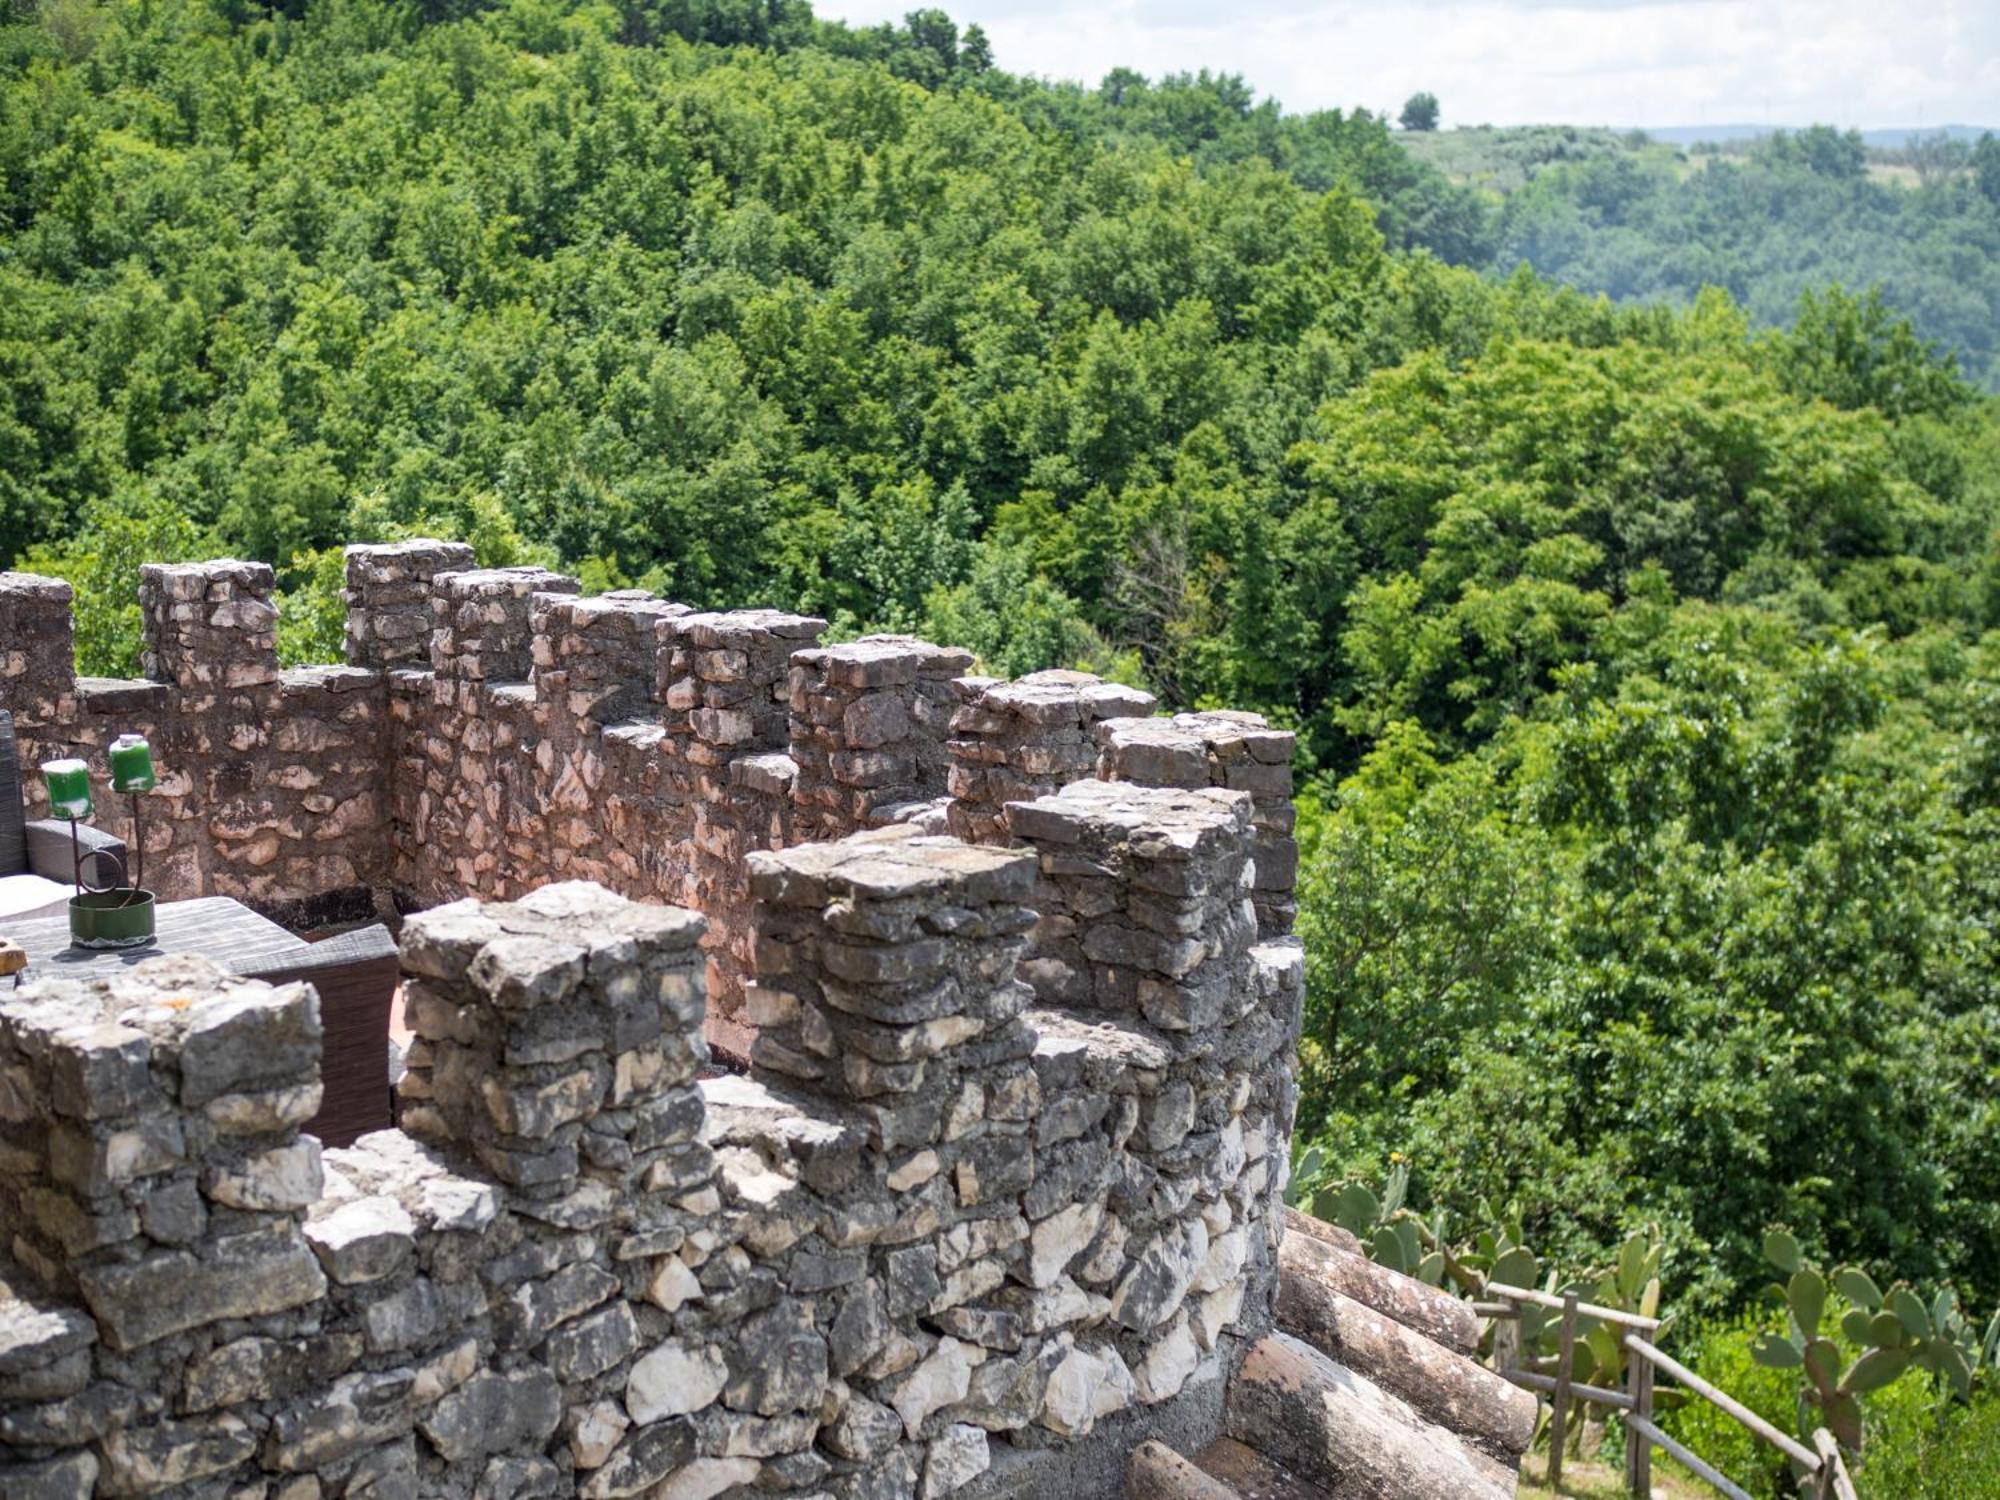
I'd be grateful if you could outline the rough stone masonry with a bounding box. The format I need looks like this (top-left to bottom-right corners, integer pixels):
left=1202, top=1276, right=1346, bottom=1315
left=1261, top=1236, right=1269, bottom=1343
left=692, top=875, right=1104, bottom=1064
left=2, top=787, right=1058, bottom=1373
left=0, top=823, right=1301, bottom=1497
left=0, top=548, right=1296, bottom=1030
left=0, top=544, right=1306, bottom=1498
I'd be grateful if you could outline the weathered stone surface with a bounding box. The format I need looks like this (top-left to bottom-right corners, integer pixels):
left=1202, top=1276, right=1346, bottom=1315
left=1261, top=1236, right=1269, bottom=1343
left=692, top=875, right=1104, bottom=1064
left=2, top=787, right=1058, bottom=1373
left=652, top=1458, right=759, bottom=1500
left=1134, top=1315, right=1202, bottom=1404
left=823, top=1394, right=902, bottom=1462
left=920, top=1423, right=991, bottom=1499
left=0, top=1287, right=95, bottom=1398
left=578, top=1422, right=695, bottom=1500
left=99, top=1414, right=257, bottom=1496
left=0, top=1449, right=99, bottom=1500
left=1039, top=1341, right=1136, bottom=1438
left=418, top=1369, right=562, bottom=1463
left=305, top=1196, right=416, bottom=1284
left=888, top=1337, right=979, bottom=1438
left=724, top=1299, right=828, bottom=1416
left=624, top=1342, right=727, bottom=1423
left=267, top=1369, right=416, bottom=1471
left=78, top=1227, right=326, bottom=1350
left=1026, top=1201, right=1102, bottom=1289
left=1110, top=1223, right=1210, bottom=1333
left=568, top=1400, right=629, bottom=1470
left=177, top=982, right=323, bottom=1106
left=182, top=1333, right=363, bottom=1414
left=363, top=1277, right=443, bottom=1354
left=545, top=1303, right=638, bottom=1384
left=205, top=1138, right=324, bottom=1211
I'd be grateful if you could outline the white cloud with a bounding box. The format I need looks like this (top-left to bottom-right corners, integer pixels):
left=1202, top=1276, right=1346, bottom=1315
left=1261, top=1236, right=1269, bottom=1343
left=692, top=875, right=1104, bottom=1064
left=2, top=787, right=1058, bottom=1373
left=814, top=0, right=2000, bottom=129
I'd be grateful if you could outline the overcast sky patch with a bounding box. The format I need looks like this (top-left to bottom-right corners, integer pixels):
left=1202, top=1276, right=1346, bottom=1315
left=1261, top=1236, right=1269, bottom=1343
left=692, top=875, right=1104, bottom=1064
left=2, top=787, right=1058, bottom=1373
left=814, top=0, right=2000, bottom=130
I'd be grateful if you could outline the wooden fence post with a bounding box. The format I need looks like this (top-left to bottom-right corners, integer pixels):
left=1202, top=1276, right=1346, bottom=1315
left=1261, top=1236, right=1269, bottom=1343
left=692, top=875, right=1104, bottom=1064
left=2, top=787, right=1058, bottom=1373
left=1812, top=1428, right=1857, bottom=1500
left=1548, top=1289, right=1580, bottom=1491
left=1494, top=1301, right=1520, bottom=1379
left=1625, top=1328, right=1654, bottom=1497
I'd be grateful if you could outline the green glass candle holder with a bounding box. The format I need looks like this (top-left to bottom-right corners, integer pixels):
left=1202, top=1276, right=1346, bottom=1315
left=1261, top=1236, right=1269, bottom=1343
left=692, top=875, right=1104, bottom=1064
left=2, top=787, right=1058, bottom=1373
left=41, top=759, right=92, bottom=819
left=109, top=734, right=157, bottom=793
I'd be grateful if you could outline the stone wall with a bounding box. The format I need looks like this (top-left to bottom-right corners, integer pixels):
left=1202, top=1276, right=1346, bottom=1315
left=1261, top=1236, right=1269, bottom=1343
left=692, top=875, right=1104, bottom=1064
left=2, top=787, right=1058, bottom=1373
left=0, top=800, right=1302, bottom=1499
left=0, top=544, right=1298, bottom=1022
left=942, top=672, right=1156, bottom=848
left=2, top=566, right=388, bottom=928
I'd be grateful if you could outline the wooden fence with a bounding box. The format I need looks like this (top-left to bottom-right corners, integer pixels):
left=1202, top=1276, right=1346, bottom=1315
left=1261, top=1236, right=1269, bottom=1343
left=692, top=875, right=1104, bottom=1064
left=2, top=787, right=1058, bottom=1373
left=1479, top=1281, right=1859, bottom=1500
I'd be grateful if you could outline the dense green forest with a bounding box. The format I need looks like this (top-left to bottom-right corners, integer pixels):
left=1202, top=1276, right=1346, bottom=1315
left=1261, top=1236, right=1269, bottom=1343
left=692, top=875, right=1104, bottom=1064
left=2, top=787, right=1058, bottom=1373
left=5, top=0, right=1999, bottom=1407
left=1405, top=121, right=2000, bottom=389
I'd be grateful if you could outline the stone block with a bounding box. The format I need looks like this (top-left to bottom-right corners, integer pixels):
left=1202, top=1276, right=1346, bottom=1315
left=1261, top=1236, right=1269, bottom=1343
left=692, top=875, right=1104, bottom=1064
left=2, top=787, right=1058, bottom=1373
left=77, top=1226, right=327, bottom=1350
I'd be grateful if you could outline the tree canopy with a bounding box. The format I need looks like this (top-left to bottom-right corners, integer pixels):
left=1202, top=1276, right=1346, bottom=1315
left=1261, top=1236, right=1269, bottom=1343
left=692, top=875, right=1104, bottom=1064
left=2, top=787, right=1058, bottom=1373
left=4, top=0, right=1999, bottom=1328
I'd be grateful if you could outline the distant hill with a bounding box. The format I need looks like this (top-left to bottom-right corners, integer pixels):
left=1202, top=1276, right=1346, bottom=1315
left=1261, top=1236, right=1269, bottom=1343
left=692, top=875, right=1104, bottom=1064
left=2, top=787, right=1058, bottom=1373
left=1641, top=122, right=1995, bottom=148
left=1400, top=121, right=2000, bottom=388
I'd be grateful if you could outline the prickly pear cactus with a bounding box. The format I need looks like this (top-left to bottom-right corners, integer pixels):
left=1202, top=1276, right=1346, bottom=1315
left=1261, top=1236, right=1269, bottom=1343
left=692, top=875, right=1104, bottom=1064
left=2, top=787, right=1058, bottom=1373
left=1752, top=1228, right=1998, bottom=1455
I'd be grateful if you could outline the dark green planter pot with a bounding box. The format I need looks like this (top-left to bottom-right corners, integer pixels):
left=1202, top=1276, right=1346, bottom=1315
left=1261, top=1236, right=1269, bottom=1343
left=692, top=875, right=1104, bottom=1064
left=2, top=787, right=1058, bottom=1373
left=69, top=889, right=157, bottom=950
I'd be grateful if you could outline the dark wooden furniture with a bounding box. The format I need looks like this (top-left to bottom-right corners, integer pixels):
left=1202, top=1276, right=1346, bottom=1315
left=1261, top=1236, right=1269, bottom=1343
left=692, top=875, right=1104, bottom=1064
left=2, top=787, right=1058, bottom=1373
left=6, top=896, right=398, bottom=1148
left=239, top=925, right=400, bottom=1149
left=0, top=710, right=128, bottom=919
left=8, top=894, right=308, bottom=970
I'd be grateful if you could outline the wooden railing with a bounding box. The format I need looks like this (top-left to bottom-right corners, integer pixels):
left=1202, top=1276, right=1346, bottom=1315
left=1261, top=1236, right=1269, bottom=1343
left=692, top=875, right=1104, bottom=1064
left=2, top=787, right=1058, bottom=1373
left=1480, top=1281, right=1859, bottom=1499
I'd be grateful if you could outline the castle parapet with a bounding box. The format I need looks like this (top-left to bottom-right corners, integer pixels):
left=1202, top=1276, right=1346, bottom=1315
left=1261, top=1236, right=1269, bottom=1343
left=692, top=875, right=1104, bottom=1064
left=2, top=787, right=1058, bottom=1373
left=396, top=880, right=712, bottom=1203
left=429, top=567, right=580, bottom=683
left=139, top=559, right=279, bottom=695
left=343, top=539, right=476, bottom=671
left=945, top=669, right=1157, bottom=846
left=1096, top=711, right=1299, bottom=937
left=0, top=956, right=330, bottom=1374
left=787, top=636, right=972, bottom=841
left=0, top=571, right=76, bottom=741
left=532, top=592, right=685, bottom=731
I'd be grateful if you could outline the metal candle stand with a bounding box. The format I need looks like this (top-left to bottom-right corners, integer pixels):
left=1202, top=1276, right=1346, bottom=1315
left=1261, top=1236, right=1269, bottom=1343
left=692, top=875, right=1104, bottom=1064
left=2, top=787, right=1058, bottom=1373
left=41, top=734, right=160, bottom=950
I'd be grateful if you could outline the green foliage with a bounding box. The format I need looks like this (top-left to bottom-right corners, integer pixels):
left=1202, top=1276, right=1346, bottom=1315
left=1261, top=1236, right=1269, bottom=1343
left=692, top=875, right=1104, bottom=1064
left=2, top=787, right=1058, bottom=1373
left=919, top=542, right=1132, bottom=681
left=275, top=546, right=351, bottom=668
left=1669, top=1311, right=2000, bottom=1499
left=2, top=0, right=1998, bottom=1343
left=1750, top=1235, right=1999, bottom=1453
left=1398, top=92, right=1438, bottom=134
left=1861, top=1381, right=2000, bottom=1499
left=1662, top=1309, right=1801, bottom=1497
left=1466, top=123, right=2000, bottom=389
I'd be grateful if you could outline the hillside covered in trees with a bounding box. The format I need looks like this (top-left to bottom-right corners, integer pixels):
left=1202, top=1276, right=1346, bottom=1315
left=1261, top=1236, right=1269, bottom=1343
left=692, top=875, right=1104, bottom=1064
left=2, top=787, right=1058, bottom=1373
left=1407, top=120, right=2000, bottom=389
left=4, top=0, right=1999, bottom=1373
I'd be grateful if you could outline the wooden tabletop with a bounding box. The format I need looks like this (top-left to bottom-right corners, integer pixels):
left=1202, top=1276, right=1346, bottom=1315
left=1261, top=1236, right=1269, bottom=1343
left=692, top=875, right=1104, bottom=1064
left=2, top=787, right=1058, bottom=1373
left=7, top=895, right=309, bottom=977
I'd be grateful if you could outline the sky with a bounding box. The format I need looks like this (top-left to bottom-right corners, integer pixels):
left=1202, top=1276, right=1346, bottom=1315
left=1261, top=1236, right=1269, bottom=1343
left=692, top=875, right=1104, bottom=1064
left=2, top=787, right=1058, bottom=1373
left=811, top=0, right=2000, bottom=131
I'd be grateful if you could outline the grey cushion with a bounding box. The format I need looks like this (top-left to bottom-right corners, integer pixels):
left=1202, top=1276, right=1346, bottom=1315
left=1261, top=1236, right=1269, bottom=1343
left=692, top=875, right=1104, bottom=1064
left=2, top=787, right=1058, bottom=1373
left=0, top=872, right=70, bottom=921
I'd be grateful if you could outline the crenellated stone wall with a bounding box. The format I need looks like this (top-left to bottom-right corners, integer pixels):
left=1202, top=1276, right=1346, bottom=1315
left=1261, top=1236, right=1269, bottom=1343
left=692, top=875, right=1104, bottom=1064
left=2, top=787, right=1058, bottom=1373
left=0, top=541, right=1308, bottom=1499
left=0, top=544, right=1298, bottom=1026
left=0, top=800, right=1302, bottom=1499
left=942, top=671, right=1157, bottom=848
left=3, top=566, right=390, bottom=927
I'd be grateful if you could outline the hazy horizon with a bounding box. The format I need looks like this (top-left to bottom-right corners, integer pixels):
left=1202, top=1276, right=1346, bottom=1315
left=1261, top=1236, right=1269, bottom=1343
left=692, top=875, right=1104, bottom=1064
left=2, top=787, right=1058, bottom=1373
left=813, top=0, right=2000, bottom=133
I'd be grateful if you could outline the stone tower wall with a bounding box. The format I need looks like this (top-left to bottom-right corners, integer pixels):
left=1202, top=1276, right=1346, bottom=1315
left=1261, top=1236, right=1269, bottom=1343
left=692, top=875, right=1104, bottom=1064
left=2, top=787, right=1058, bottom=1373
left=0, top=797, right=1303, bottom=1499
left=0, top=545, right=1298, bottom=1022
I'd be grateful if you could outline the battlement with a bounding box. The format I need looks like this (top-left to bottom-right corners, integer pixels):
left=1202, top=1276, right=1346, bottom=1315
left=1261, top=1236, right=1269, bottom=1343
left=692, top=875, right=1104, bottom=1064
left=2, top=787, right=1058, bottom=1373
left=0, top=820, right=1300, bottom=1498
left=0, top=545, right=1308, bottom=1497
left=0, top=548, right=1298, bottom=1023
